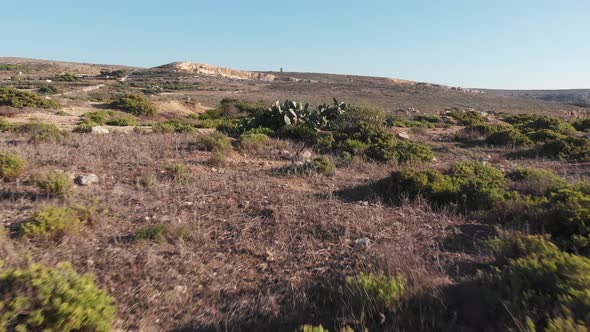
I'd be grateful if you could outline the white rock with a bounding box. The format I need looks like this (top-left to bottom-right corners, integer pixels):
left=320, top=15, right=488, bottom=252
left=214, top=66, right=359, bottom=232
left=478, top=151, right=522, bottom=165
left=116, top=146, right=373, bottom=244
left=300, top=151, right=312, bottom=161
left=74, top=174, right=99, bottom=186
left=354, top=237, right=370, bottom=246
left=91, top=126, right=109, bottom=134
left=397, top=132, right=411, bottom=140
left=280, top=150, right=293, bottom=160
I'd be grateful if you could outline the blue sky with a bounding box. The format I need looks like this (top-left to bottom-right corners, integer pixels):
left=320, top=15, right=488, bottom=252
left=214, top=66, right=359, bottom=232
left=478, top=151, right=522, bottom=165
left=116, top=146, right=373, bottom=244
left=2, top=0, right=589, bottom=89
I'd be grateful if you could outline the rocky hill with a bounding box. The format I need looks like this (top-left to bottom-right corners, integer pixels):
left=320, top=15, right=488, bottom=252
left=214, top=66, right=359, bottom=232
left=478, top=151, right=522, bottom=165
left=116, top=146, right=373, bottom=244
left=157, top=61, right=276, bottom=81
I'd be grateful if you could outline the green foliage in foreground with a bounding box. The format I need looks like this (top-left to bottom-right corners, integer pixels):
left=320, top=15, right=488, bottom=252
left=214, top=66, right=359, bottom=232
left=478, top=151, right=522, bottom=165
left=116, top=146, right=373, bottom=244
left=345, top=273, right=406, bottom=321
left=0, top=87, right=61, bottom=109
left=0, top=262, right=114, bottom=331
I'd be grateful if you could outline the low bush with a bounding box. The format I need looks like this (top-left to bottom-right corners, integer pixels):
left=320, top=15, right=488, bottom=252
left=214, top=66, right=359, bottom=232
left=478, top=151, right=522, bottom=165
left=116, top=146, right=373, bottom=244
left=376, top=161, right=505, bottom=210
left=38, top=85, right=60, bottom=95
left=508, top=167, right=568, bottom=196
left=0, top=87, right=61, bottom=109
left=52, top=73, right=80, bottom=82
left=33, top=171, right=72, bottom=197
left=0, top=151, right=25, bottom=182
left=112, top=94, right=157, bottom=116
left=19, top=205, right=91, bottom=237
left=82, top=110, right=137, bottom=127
left=540, top=137, right=590, bottom=162
left=0, top=118, right=12, bottom=132
left=278, top=125, right=319, bottom=146
left=392, top=140, right=434, bottom=164
left=193, top=131, right=232, bottom=153
left=572, top=118, right=590, bottom=132
left=310, top=156, right=336, bottom=175
left=503, top=114, right=575, bottom=134
left=332, top=104, right=386, bottom=130
left=484, top=128, right=531, bottom=147
left=12, top=122, right=66, bottom=143
left=134, top=224, right=168, bottom=242
left=0, top=262, right=114, bottom=331
left=238, top=132, right=269, bottom=152
left=345, top=273, right=406, bottom=321
left=448, top=110, right=483, bottom=125
left=152, top=119, right=196, bottom=133
left=477, top=247, right=590, bottom=331
left=526, top=129, right=566, bottom=143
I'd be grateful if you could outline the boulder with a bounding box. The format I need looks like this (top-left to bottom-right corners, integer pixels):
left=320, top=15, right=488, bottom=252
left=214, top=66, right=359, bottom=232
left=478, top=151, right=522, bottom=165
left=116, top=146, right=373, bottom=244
left=397, top=132, right=411, bottom=140
left=75, top=174, right=99, bottom=186
left=91, top=126, right=109, bottom=134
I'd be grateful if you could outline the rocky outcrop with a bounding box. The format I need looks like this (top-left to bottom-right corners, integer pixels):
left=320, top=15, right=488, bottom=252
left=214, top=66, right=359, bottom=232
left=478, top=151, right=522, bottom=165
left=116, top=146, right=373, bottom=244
left=159, top=62, right=276, bottom=81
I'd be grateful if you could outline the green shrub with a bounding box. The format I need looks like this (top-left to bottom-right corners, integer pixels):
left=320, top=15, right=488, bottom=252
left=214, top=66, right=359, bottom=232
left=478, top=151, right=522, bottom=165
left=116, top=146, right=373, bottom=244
left=376, top=161, right=505, bottom=210
left=545, top=317, right=587, bottom=332
left=477, top=249, right=590, bottom=331
left=334, top=139, right=368, bottom=157
left=0, top=118, right=13, bottom=132
left=450, top=160, right=506, bottom=209
left=508, top=167, right=568, bottom=196
left=33, top=171, right=72, bottom=197
left=0, top=151, right=25, bottom=182
left=487, top=232, right=561, bottom=266
left=503, top=114, right=575, bottom=134
left=38, top=85, right=60, bottom=95
left=526, top=129, right=566, bottom=143
left=112, top=94, right=157, bottom=116
left=134, top=224, right=168, bottom=242
left=165, top=163, right=186, bottom=179
left=152, top=119, right=196, bottom=133
left=392, top=140, right=434, bottom=164
left=540, top=137, right=590, bottom=162
left=52, top=73, right=80, bottom=82
left=299, top=325, right=329, bottom=332
left=0, top=262, right=114, bottom=331
left=345, top=273, right=406, bottom=320
left=485, top=128, right=531, bottom=146
left=13, top=122, right=66, bottom=143
left=313, top=132, right=335, bottom=153
left=82, top=110, right=137, bottom=127
left=19, top=205, right=91, bottom=237
left=448, top=110, right=483, bottom=125
left=572, top=119, right=590, bottom=132
left=194, top=131, right=232, bottom=153
left=279, top=125, right=319, bottom=145
left=310, top=156, right=336, bottom=175
left=0, top=87, right=61, bottom=109
left=462, top=123, right=505, bottom=137
left=332, top=104, right=386, bottom=130
left=539, top=188, right=590, bottom=254
left=239, top=132, right=269, bottom=151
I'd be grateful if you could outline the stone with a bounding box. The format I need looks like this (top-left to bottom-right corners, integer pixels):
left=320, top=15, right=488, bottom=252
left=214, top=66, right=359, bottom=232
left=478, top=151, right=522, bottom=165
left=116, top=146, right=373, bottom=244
left=74, top=174, right=99, bottom=186
left=354, top=237, right=370, bottom=246
left=300, top=151, right=313, bottom=161
left=280, top=150, right=293, bottom=160
left=91, top=126, right=109, bottom=134
left=397, top=132, right=411, bottom=140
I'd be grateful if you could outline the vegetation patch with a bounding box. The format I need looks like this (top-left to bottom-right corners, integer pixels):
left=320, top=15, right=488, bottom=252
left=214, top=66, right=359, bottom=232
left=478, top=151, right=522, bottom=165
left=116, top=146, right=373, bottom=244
left=345, top=273, right=406, bottom=321
left=152, top=119, right=196, bottom=133
left=0, top=262, right=114, bottom=331
left=12, top=122, right=66, bottom=143
left=0, top=151, right=25, bottom=182
left=33, top=171, right=72, bottom=197
left=112, top=94, right=157, bottom=116
left=0, top=87, right=61, bottom=109
left=19, top=205, right=91, bottom=237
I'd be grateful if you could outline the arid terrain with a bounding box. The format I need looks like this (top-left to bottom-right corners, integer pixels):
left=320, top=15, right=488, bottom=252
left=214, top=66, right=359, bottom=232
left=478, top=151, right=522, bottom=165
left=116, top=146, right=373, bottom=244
left=1, top=57, right=589, bottom=331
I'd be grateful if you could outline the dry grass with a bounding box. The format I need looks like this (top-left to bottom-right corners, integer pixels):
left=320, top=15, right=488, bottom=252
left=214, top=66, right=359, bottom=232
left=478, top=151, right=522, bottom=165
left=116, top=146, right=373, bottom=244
left=0, top=132, right=477, bottom=331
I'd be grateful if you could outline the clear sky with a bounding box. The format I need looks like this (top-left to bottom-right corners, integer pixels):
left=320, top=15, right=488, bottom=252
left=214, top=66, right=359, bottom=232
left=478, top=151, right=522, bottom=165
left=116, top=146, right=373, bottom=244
left=2, top=0, right=589, bottom=89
